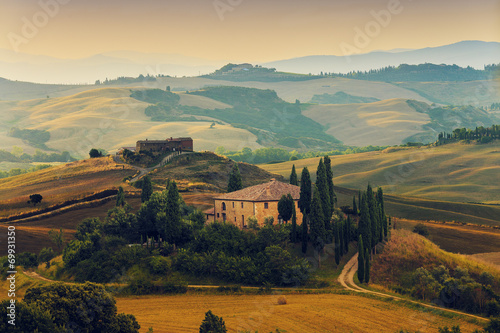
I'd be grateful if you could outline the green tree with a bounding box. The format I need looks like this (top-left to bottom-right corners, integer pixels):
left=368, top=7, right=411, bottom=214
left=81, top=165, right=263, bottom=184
left=298, top=167, right=312, bottom=215
left=309, top=186, right=326, bottom=267
left=366, top=184, right=379, bottom=251
left=227, top=163, right=242, bottom=193
left=278, top=194, right=294, bottom=224
left=301, top=215, right=308, bottom=254
left=291, top=199, right=297, bottom=243
left=323, top=155, right=336, bottom=210
left=364, top=248, right=370, bottom=283
left=199, top=310, right=227, bottom=333
left=377, top=187, right=388, bottom=238
left=38, top=247, right=55, bottom=266
left=89, top=148, right=102, bottom=158
left=352, top=195, right=358, bottom=215
left=0, top=299, right=60, bottom=333
left=299, top=167, right=312, bottom=254
left=163, top=181, right=182, bottom=246
left=344, top=216, right=350, bottom=253
left=48, top=228, right=64, bottom=252
left=335, top=222, right=341, bottom=265
left=28, top=193, right=43, bottom=206
left=316, top=158, right=331, bottom=232
left=289, top=164, right=298, bottom=185
left=358, top=193, right=371, bottom=252
left=23, top=282, right=140, bottom=332
left=358, top=235, right=365, bottom=283
left=141, top=175, right=153, bottom=203
left=116, top=186, right=125, bottom=207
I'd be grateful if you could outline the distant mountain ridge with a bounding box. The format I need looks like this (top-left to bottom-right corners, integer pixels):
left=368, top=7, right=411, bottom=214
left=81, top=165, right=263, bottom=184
left=0, top=41, right=498, bottom=84
left=262, top=41, right=500, bottom=75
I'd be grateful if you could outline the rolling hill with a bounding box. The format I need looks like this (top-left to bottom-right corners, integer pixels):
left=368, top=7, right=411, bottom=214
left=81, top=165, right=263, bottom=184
left=302, top=98, right=430, bottom=146
left=262, top=142, right=500, bottom=224
left=0, top=88, right=264, bottom=158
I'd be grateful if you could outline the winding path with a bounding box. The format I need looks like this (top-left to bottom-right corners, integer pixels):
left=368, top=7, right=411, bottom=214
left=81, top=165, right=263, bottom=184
left=338, top=253, right=489, bottom=322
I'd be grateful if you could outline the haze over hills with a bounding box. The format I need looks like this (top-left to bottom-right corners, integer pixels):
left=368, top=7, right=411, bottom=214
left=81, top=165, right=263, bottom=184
left=0, top=41, right=498, bottom=84
left=262, top=41, right=500, bottom=75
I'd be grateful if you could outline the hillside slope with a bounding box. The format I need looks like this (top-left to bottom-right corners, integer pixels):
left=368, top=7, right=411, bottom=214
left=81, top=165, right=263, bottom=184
left=303, top=98, right=430, bottom=146
left=262, top=142, right=500, bottom=204
left=0, top=88, right=263, bottom=158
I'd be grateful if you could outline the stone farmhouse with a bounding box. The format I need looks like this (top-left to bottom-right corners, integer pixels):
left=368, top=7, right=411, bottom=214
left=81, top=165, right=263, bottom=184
left=205, top=179, right=303, bottom=228
left=135, top=137, right=193, bottom=153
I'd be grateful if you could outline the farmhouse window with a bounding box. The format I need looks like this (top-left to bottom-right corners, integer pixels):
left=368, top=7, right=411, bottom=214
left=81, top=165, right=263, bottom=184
left=241, top=202, right=244, bottom=208
left=222, top=202, right=226, bottom=211
left=264, top=203, right=268, bottom=209
left=232, top=202, right=235, bottom=208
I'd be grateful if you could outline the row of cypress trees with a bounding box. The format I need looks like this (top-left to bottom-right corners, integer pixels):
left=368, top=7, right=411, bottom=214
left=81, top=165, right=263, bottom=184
left=357, top=184, right=387, bottom=283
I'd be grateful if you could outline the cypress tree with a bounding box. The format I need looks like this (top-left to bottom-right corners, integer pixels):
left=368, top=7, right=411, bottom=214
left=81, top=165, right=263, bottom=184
left=352, top=195, right=357, bottom=215
left=323, top=155, right=336, bottom=210
left=298, top=167, right=312, bottom=215
left=116, top=186, right=125, bottom=207
left=377, top=187, right=388, bottom=238
left=364, top=248, right=370, bottom=284
left=358, top=190, right=361, bottom=215
left=227, top=163, right=242, bottom=193
left=366, top=185, right=378, bottom=251
left=316, top=158, right=331, bottom=232
left=290, top=164, right=298, bottom=186
left=359, top=193, right=372, bottom=251
left=301, top=214, right=308, bottom=254
left=164, top=181, right=181, bottom=246
left=335, top=222, right=341, bottom=265
left=141, top=176, right=153, bottom=203
left=291, top=200, right=297, bottom=243
left=344, top=216, right=350, bottom=253
left=309, top=186, right=326, bottom=267
left=358, top=235, right=365, bottom=283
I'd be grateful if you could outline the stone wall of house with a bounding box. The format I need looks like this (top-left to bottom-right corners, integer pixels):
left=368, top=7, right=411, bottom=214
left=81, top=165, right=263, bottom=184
left=214, top=199, right=303, bottom=228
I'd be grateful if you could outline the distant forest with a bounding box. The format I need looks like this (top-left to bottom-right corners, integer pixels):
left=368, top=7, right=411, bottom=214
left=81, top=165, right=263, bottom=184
left=329, top=63, right=499, bottom=82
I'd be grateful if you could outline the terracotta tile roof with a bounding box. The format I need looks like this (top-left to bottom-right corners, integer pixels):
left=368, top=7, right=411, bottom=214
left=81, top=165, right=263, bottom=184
left=214, top=179, right=300, bottom=202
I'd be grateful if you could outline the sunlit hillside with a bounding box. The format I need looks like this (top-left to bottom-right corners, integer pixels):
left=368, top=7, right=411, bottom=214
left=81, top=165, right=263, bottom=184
left=262, top=142, right=500, bottom=205
left=0, top=88, right=262, bottom=158
left=303, top=98, right=430, bottom=146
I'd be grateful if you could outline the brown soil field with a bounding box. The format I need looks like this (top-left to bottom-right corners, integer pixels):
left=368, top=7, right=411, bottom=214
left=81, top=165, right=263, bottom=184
left=116, top=293, right=482, bottom=333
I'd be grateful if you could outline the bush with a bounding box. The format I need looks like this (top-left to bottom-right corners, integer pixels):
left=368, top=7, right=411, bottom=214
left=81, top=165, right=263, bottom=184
left=38, top=247, right=55, bottom=265
left=199, top=310, right=227, bottom=333
left=17, top=252, right=38, bottom=268
left=413, top=223, right=429, bottom=237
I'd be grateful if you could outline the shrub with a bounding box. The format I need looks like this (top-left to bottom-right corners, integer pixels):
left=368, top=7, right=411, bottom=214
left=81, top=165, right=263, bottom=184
left=199, top=310, right=227, bottom=333
left=413, top=223, right=429, bottom=237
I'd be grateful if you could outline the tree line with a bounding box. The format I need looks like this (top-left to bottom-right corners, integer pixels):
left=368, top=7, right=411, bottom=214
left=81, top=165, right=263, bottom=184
left=436, top=125, right=500, bottom=145
left=216, top=145, right=386, bottom=164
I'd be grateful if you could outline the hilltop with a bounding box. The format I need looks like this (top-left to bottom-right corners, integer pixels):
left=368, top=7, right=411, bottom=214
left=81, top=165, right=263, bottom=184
left=147, top=151, right=283, bottom=194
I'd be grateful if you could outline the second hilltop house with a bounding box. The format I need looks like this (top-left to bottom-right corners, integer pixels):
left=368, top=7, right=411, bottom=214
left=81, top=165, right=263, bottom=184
left=135, top=137, right=193, bottom=153
left=205, top=179, right=303, bottom=228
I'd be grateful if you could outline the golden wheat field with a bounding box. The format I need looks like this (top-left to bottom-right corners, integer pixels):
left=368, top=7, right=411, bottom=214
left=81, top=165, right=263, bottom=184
left=116, top=293, right=482, bottom=333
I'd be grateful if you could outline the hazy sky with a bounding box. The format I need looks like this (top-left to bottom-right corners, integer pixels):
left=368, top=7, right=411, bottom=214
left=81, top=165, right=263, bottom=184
left=1, top=0, right=499, bottom=61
